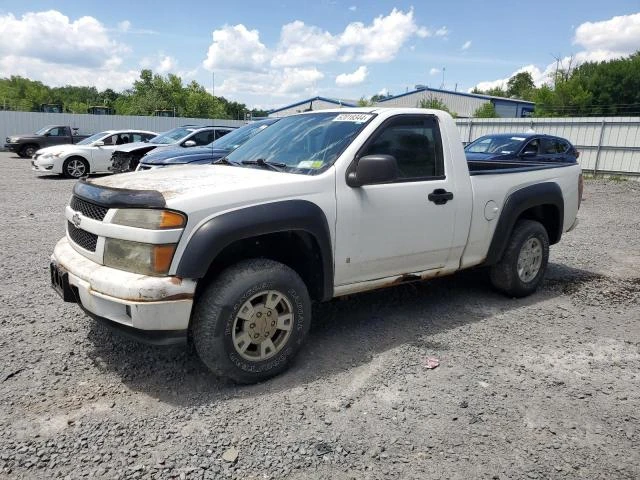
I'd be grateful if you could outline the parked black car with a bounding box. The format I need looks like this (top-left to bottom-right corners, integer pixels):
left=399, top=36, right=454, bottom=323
left=5, top=125, right=91, bottom=158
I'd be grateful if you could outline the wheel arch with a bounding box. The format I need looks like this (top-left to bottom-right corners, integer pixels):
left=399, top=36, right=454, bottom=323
left=176, top=200, right=334, bottom=302
left=484, top=182, right=564, bottom=266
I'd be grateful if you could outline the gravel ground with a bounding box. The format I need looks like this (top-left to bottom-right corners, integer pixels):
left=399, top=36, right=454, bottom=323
left=0, top=151, right=639, bottom=479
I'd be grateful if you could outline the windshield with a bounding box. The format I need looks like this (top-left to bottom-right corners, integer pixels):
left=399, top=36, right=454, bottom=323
left=207, top=120, right=277, bottom=151
left=77, top=132, right=110, bottom=145
left=465, top=135, right=527, bottom=154
left=149, top=127, right=195, bottom=144
left=226, top=112, right=373, bottom=174
left=35, top=126, right=54, bottom=135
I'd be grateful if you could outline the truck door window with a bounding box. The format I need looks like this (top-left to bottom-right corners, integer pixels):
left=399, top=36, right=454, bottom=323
left=541, top=138, right=559, bottom=154
left=360, top=116, right=444, bottom=180
left=49, top=127, right=65, bottom=136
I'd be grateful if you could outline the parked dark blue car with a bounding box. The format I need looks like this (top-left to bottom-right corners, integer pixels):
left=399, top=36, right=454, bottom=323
left=465, top=133, right=579, bottom=164
left=137, top=118, right=279, bottom=170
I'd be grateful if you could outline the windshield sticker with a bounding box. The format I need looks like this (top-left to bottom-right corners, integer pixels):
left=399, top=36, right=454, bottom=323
left=510, top=137, right=526, bottom=141
left=297, top=160, right=324, bottom=169
left=332, top=113, right=373, bottom=123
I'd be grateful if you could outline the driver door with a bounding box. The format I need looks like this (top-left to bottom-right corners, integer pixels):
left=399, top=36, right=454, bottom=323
left=334, top=115, right=457, bottom=285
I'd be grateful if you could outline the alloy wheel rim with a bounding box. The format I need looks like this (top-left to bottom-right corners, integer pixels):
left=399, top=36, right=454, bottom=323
left=231, top=290, right=294, bottom=361
left=517, top=237, right=543, bottom=283
left=67, top=159, right=86, bottom=178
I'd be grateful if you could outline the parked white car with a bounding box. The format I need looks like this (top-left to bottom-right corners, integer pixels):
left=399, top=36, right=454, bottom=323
left=32, top=130, right=157, bottom=178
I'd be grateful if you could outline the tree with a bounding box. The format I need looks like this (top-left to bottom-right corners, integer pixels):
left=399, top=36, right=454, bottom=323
left=357, top=96, right=373, bottom=106
left=506, top=72, right=535, bottom=100
left=418, top=95, right=457, bottom=117
left=473, top=102, right=498, bottom=118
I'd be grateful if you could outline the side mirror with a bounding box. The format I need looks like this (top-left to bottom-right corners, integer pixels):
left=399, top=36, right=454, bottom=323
left=44, top=132, right=51, bottom=136
left=520, top=150, right=536, bottom=157
left=93, top=140, right=105, bottom=147
left=184, top=140, right=196, bottom=147
left=347, top=154, right=398, bottom=187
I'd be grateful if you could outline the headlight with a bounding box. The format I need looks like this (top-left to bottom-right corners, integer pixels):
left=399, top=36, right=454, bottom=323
left=104, top=239, right=177, bottom=276
left=10, top=137, right=19, bottom=143
left=111, top=209, right=186, bottom=229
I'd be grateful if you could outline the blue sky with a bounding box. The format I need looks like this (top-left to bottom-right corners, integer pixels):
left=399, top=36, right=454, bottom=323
left=0, top=1, right=638, bottom=109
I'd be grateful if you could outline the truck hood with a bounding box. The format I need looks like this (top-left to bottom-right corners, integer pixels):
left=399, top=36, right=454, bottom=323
left=142, top=147, right=229, bottom=165
left=88, top=164, right=321, bottom=208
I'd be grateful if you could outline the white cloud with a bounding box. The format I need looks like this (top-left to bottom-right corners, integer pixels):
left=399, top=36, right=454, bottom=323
left=471, top=12, right=639, bottom=93
left=271, top=21, right=340, bottom=67
left=335, top=65, right=368, bottom=86
left=461, top=40, right=472, bottom=50
left=573, top=12, right=640, bottom=53
left=217, top=67, right=323, bottom=98
left=340, top=8, right=432, bottom=62
left=349, top=5, right=357, bottom=11
left=117, top=20, right=131, bottom=32
left=0, top=10, right=127, bottom=69
left=203, top=24, right=269, bottom=72
left=435, top=26, right=449, bottom=37
left=429, top=67, right=441, bottom=75
left=0, top=10, right=140, bottom=90
left=270, top=8, right=437, bottom=67
left=157, top=55, right=176, bottom=74
left=377, top=87, right=389, bottom=96
left=0, top=55, right=138, bottom=91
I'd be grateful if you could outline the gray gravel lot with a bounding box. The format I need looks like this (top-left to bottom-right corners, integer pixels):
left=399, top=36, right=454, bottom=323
left=0, top=151, right=638, bottom=479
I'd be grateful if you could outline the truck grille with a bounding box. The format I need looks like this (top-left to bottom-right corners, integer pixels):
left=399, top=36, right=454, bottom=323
left=67, top=221, right=98, bottom=252
left=70, top=196, right=108, bottom=221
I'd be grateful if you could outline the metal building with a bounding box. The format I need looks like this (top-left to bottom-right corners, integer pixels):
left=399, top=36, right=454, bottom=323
left=375, top=86, right=535, bottom=118
left=268, top=96, right=357, bottom=118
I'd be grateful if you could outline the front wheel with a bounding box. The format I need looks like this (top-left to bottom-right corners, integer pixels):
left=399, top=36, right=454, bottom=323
left=192, top=259, right=311, bottom=383
left=19, top=145, right=38, bottom=158
left=490, top=219, right=550, bottom=297
left=63, top=157, right=89, bottom=178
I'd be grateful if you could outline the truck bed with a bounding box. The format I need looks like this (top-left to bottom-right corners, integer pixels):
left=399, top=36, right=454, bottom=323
left=467, top=159, right=574, bottom=175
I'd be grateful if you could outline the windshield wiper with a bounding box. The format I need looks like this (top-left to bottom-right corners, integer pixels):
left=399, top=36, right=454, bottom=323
left=240, top=158, right=287, bottom=172
left=212, top=156, right=240, bottom=166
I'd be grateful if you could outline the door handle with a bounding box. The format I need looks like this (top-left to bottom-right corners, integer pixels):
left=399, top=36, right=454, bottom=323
left=428, top=188, right=454, bottom=205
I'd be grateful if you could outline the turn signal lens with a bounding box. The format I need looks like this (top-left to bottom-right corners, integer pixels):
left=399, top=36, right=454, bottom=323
left=111, top=209, right=186, bottom=229
left=152, top=244, right=177, bottom=274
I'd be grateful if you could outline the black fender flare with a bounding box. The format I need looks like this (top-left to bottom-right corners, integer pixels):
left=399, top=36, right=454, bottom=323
left=484, top=182, right=564, bottom=266
left=175, top=200, right=334, bottom=301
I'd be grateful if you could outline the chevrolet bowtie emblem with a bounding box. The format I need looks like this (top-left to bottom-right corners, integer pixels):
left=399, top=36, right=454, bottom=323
left=72, top=212, right=82, bottom=228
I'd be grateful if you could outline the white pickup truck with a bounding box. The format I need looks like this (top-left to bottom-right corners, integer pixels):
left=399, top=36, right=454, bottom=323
left=50, top=108, right=582, bottom=383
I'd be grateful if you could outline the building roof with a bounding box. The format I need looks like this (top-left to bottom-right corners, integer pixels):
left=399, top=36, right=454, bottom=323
left=377, top=86, right=535, bottom=105
left=268, top=96, right=358, bottom=114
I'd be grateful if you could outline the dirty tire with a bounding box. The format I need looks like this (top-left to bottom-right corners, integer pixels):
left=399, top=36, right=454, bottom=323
left=63, top=157, right=89, bottom=179
left=19, top=144, right=38, bottom=158
left=192, top=258, right=311, bottom=384
left=490, top=219, right=549, bottom=298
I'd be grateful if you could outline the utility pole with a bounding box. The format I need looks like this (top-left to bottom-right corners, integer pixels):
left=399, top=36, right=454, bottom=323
left=441, top=67, right=446, bottom=89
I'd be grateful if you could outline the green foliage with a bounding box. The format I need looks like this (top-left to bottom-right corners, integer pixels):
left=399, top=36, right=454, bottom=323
left=357, top=96, right=373, bottom=106
left=474, top=51, right=640, bottom=117
left=473, top=102, right=498, bottom=118
left=506, top=72, right=535, bottom=100
left=418, top=96, right=457, bottom=117
left=0, top=70, right=259, bottom=119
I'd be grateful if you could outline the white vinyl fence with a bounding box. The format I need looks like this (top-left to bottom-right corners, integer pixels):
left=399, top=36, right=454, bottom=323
left=0, top=111, right=244, bottom=145
left=456, top=117, right=640, bottom=175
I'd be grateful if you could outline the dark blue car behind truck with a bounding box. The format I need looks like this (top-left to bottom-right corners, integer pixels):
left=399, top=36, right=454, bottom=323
left=136, top=118, right=279, bottom=170
left=465, top=133, right=579, bottom=164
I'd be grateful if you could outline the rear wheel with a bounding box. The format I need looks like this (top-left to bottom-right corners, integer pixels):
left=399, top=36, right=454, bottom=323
left=192, top=258, right=311, bottom=383
left=19, top=144, right=38, bottom=158
left=490, top=219, right=549, bottom=297
left=63, top=157, right=89, bottom=178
